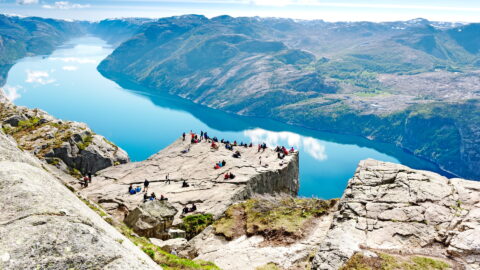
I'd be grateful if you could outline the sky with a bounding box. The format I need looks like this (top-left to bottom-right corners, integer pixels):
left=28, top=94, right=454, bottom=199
left=1, top=0, right=480, bottom=22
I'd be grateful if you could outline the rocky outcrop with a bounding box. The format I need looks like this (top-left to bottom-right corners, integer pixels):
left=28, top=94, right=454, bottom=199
left=0, top=130, right=160, bottom=270
left=78, top=136, right=299, bottom=223
left=125, top=200, right=178, bottom=239
left=312, top=159, right=480, bottom=270
left=0, top=90, right=129, bottom=174
left=180, top=210, right=334, bottom=270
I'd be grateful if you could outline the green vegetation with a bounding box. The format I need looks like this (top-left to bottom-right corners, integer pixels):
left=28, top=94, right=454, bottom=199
left=118, top=224, right=220, bottom=270
left=214, top=198, right=337, bottom=242
left=76, top=134, right=93, bottom=151
left=341, top=252, right=450, bottom=270
left=77, top=193, right=219, bottom=270
left=179, top=214, right=214, bottom=239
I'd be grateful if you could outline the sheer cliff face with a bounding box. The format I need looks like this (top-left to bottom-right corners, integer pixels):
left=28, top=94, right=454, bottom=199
left=97, top=15, right=480, bottom=181
left=312, top=159, right=480, bottom=270
left=0, top=131, right=160, bottom=270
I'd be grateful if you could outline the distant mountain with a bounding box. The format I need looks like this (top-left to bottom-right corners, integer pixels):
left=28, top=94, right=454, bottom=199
left=0, top=14, right=84, bottom=85
left=88, top=18, right=154, bottom=45
left=99, top=15, right=480, bottom=180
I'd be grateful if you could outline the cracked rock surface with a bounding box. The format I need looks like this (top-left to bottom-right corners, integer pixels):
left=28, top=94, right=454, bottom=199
left=78, top=137, right=299, bottom=223
left=0, top=131, right=160, bottom=270
left=312, top=159, right=480, bottom=270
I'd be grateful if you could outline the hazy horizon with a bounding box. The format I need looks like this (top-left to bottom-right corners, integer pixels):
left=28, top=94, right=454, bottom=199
left=1, top=0, right=479, bottom=23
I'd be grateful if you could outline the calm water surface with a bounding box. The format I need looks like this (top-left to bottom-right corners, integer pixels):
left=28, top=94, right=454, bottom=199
left=3, top=37, right=448, bottom=198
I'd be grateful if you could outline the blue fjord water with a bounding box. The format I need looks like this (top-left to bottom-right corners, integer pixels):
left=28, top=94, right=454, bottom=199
left=3, top=36, right=448, bottom=198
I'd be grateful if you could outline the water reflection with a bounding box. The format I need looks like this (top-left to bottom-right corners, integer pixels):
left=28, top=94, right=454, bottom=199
left=244, top=128, right=328, bottom=161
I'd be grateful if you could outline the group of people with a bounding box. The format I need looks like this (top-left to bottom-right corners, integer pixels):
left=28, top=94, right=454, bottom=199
left=143, top=192, right=168, bottom=202
left=214, top=160, right=226, bottom=169
left=275, top=146, right=295, bottom=159
left=182, top=203, right=197, bottom=214
left=224, top=172, right=236, bottom=180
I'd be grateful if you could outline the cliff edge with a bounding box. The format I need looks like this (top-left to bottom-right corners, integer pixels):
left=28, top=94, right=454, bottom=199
left=77, top=136, right=299, bottom=223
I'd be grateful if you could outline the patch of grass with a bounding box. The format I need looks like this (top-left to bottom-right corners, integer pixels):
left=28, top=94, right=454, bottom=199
left=77, top=134, right=93, bottom=151
left=408, top=257, right=450, bottom=270
left=214, top=197, right=337, bottom=243
left=179, top=214, right=214, bottom=240
left=341, top=252, right=451, bottom=270
left=69, top=168, right=82, bottom=178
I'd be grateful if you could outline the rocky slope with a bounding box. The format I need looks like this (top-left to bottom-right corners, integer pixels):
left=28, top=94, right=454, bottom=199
left=0, top=129, right=160, bottom=270
left=180, top=197, right=337, bottom=270
left=76, top=136, right=299, bottom=225
left=98, top=15, right=480, bottom=181
left=313, top=159, right=480, bottom=270
left=0, top=14, right=85, bottom=86
left=0, top=89, right=129, bottom=175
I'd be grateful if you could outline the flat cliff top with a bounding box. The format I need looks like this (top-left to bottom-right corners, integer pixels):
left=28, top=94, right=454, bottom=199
left=79, top=136, right=299, bottom=222
left=0, top=131, right=160, bottom=270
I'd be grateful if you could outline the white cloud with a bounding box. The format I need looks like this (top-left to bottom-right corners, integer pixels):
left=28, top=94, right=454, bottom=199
left=62, top=65, right=78, bottom=71
left=16, top=0, right=38, bottom=5
left=25, top=70, right=56, bottom=85
left=50, top=57, right=97, bottom=64
left=243, top=128, right=327, bottom=161
left=42, top=1, right=91, bottom=9
left=1, top=85, right=22, bottom=102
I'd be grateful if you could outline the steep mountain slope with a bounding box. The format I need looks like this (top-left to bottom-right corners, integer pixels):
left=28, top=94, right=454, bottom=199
left=0, top=15, right=85, bottom=86
left=99, top=15, right=480, bottom=180
left=89, top=18, right=154, bottom=45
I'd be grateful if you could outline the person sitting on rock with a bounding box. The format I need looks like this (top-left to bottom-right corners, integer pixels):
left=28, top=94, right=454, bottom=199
left=214, top=163, right=220, bottom=169
left=283, top=147, right=289, bottom=156
left=249, top=142, right=253, bottom=147
left=221, top=160, right=226, bottom=166
left=160, top=194, right=168, bottom=201
left=182, top=132, right=186, bottom=141
left=229, top=172, right=236, bottom=179
left=182, top=206, right=189, bottom=215
left=143, top=192, right=149, bottom=202
left=144, top=179, right=150, bottom=192
left=181, top=145, right=191, bottom=154
left=211, top=141, right=218, bottom=150
left=224, top=172, right=230, bottom=180
left=182, top=180, right=190, bottom=188
left=136, top=186, right=142, bottom=193
left=150, top=192, right=156, bottom=200
left=258, top=144, right=262, bottom=153
left=128, top=184, right=133, bottom=193
left=290, top=147, right=295, bottom=153
left=232, top=151, right=241, bottom=158
left=190, top=203, right=197, bottom=212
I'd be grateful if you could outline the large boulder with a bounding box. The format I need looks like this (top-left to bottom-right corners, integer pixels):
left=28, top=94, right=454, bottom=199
left=312, top=159, right=480, bottom=270
left=0, top=131, right=160, bottom=270
left=125, top=200, right=178, bottom=239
